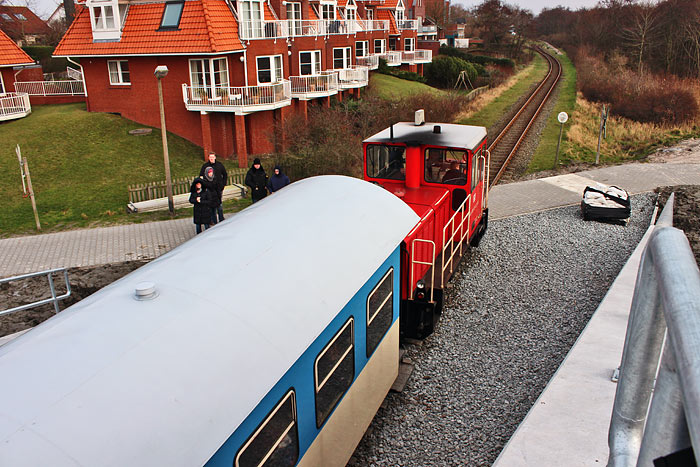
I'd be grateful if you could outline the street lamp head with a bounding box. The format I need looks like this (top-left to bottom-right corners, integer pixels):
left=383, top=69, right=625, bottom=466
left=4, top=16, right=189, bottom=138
left=154, top=65, right=169, bottom=79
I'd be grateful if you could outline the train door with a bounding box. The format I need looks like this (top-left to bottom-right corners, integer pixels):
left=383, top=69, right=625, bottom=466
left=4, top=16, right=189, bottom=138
left=468, top=144, right=486, bottom=236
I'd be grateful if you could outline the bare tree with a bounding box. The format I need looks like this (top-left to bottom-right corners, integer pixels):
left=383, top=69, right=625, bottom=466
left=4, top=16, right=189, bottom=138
left=619, top=2, right=660, bottom=74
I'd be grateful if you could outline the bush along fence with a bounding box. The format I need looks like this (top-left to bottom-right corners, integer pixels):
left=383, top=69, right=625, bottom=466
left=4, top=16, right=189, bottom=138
left=128, top=168, right=248, bottom=204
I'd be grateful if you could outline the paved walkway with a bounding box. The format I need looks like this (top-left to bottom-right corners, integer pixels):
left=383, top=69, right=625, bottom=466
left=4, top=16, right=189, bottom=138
left=1, top=162, right=699, bottom=278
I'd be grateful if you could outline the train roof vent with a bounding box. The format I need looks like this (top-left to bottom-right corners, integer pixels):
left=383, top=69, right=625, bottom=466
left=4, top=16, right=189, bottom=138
left=433, top=125, right=441, bottom=134
left=134, top=281, right=159, bottom=301
left=414, top=109, right=425, bottom=126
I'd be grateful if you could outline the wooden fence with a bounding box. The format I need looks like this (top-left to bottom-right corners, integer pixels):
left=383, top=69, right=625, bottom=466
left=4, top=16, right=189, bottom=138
left=128, top=168, right=248, bottom=204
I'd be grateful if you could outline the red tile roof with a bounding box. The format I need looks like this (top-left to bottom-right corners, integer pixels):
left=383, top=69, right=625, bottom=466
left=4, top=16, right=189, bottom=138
left=263, top=3, right=276, bottom=21
left=0, top=6, right=51, bottom=39
left=54, top=0, right=243, bottom=57
left=376, top=9, right=397, bottom=35
left=377, top=0, right=400, bottom=9
left=0, top=28, right=34, bottom=66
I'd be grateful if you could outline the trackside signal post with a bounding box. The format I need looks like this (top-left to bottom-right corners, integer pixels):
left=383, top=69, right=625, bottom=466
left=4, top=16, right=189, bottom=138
left=555, top=111, right=568, bottom=168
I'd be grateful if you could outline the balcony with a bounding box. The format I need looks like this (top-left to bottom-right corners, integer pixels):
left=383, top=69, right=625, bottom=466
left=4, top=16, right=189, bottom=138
left=336, top=66, right=369, bottom=89
left=238, top=19, right=389, bottom=40
left=356, top=54, right=380, bottom=70
left=182, top=81, right=292, bottom=114
left=397, top=19, right=419, bottom=30
left=290, top=73, right=339, bottom=100
left=418, top=24, right=438, bottom=34
left=384, top=51, right=402, bottom=66
left=0, top=92, right=31, bottom=121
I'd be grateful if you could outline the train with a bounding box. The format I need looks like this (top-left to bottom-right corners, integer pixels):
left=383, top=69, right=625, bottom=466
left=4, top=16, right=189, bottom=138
left=0, top=114, right=488, bottom=467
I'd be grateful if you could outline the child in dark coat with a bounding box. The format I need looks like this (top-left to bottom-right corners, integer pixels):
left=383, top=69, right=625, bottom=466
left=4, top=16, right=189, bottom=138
left=189, top=178, right=217, bottom=234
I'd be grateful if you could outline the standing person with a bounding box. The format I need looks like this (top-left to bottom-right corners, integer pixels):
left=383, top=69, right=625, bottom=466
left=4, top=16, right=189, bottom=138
left=267, top=165, right=291, bottom=193
left=189, top=178, right=216, bottom=234
left=199, top=153, right=227, bottom=223
left=202, top=165, right=222, bottom=225
left=245, top=158, right=268, bottom=203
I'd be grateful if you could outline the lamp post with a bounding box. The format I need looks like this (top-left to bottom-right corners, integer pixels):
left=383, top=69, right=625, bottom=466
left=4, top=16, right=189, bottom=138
left=155, top=65, right=174, bottom=214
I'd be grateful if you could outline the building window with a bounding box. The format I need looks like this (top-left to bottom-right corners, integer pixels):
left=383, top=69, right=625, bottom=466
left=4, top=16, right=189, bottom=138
left=0, top=73, right=5, bottom=94
left=355, top=41, right=368, bottom=58
left=374, top=39, right=385, bottom=54
left=333, top=47, right=351, bottom=69
left=315, top=318, right=354, bottom=428
left=424, top=148, right=467, bottom=185
left=300, top=51, right=321, bottom=76
left=107, top=60, right=130, bottom=85
left=286, top=2, right=301, bottom=36
left=321, top=3, right=335, bottom=20
left=159, top=2, right=184, bottom=29
left=366, top=8, right=373, bottom=20
left=235, top=391, right=299, bottom=467
left=404, top=37, right=414, bottom=51
left=257, top=55, right=283, bottom=84
left=1, top=13, right=13, bottom=21
left=92, top=4, right=115, bottom=29
left=14, top=13, right=27, bottom=20
left=395, top=8, right=404, bottom=22
left=389, top=37, right=397, bottom=51
left=366, top=268, right=394, bottom=357
left=239, top=0, right=263, bottom=38
left=189, top=58, right=229, bottom=100
left=346, top=7, right=356, bottom=21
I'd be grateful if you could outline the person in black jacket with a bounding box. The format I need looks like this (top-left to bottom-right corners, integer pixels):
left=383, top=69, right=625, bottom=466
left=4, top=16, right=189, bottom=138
left=267, top=165, right=291, bottom=193
left=199, top=153, right=228, bottom=223
left=245, top=158, right=268, bottom=203
left=189, top=178, right=217, bottom=234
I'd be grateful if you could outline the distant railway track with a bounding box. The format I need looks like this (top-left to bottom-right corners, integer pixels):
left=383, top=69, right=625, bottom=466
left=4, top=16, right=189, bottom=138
left=488, top=47, right=562, bottom=187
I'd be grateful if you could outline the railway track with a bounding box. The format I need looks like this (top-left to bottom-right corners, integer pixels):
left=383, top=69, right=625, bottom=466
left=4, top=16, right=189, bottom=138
left=487, top=47, right=562, bottom=187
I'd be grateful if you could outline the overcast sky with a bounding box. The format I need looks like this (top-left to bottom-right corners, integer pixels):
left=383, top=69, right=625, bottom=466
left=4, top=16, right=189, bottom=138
left=18, top=0, right=605, bottom=21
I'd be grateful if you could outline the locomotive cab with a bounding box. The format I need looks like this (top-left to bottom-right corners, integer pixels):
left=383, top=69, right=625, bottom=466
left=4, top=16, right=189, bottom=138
left=363, top=113, right=489, bottom=339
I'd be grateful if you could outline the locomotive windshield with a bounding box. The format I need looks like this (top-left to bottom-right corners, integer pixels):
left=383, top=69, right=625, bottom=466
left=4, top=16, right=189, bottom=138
left=366, top=144, right=406, bottom=181
left=424, top=148, right=468, bottom=185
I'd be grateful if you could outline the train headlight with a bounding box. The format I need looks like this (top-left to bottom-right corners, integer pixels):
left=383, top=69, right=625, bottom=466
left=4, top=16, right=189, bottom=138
left=416, top=280, right=425, bottom=289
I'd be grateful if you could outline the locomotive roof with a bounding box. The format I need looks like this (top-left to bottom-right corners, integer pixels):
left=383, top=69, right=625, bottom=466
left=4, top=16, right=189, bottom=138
left=364, top=122, right=487, bottom=150
left=0, top=176, right=420, bottom=467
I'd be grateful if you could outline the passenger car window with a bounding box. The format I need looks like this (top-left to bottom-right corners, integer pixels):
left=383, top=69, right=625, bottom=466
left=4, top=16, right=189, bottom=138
left=366, top=268, right=394, bottom=357
left=424, top=148, right=468, bottom=185
left=315, top=318, right=354, bottom=427
left=366, top=144, right=406, bottom=180
left=235, top=391, right=299, bottom=467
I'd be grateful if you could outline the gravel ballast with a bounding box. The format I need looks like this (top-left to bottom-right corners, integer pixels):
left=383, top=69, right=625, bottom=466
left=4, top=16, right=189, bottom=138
left=349, top=193, right=656, bottom=467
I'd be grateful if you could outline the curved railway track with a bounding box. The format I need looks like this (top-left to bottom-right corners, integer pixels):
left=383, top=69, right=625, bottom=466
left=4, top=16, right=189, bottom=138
left=488, top=47, right=562, bottom=187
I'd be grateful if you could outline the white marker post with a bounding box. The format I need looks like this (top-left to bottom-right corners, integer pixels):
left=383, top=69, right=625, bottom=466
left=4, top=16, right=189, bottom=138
left=554, top=111, right=568, bottom=169
left=16, top=145, right=26, bottom=194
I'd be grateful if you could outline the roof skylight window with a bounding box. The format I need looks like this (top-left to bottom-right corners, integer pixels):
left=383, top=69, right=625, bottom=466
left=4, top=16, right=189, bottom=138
left=160, top=2, right=184, bottom=29
left=1, top=13, right=13, bottom=20
left=14, top=13, right=27, bottom=20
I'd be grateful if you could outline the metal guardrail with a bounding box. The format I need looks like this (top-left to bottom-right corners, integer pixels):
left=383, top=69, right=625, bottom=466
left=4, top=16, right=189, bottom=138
left=128, top=169, right=247, bottom=203
left=608, top=193, right=700, bottom=466
left=14, top=80, right=86, bottom=96
left=0, top=268, right=71, bottom=316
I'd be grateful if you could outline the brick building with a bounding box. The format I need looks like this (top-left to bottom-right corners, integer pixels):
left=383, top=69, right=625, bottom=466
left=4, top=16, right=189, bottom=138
left=0, top=6, right=52, bottom=46
left=53, top=0, right=432, bottom=166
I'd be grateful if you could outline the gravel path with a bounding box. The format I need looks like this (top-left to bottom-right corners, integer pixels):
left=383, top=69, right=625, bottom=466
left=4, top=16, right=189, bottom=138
left=349, top=193, right=656, bottom=467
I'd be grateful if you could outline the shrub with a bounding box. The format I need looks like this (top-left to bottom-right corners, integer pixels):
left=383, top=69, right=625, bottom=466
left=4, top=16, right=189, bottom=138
left=425, top=55, right=477, bottom=88
left=395, top=70, right=427, bottom=84
left=438, top=45, right=515, bottom=69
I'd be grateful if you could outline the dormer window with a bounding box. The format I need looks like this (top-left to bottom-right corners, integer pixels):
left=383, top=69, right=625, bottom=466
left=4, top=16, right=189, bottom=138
left=320, top=2, right=335, bottom=20
left=88, top=0, right=125, bottom=41
left=93, top=4, right=116, bottom=29
left=160, top=2, right=184, bottom=30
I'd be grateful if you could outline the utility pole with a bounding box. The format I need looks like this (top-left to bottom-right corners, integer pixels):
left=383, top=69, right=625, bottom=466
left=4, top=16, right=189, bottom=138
left=155, top=65, right=175, bottom=214
left=595, top=104, right=609, bottom=165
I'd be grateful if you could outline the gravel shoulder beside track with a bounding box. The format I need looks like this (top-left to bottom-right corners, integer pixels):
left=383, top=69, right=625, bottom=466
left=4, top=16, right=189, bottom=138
left=349, top=193, right=656, bottom=467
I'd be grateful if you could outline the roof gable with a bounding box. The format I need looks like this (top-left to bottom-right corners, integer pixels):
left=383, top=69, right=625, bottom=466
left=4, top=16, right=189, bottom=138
left=0, top=6, right=51, bottom=38
left=0, top=28, right=34, bottom=67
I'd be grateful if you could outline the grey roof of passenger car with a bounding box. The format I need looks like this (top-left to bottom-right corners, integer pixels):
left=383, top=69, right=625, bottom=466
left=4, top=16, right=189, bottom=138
left=364, top=122, right=487, bottom=150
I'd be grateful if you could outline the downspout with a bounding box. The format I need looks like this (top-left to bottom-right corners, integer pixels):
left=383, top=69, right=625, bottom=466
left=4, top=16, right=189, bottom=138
left=66, top=56, right=88, bottom=97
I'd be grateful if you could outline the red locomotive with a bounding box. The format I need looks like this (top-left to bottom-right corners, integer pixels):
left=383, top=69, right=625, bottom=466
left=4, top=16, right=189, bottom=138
left=363, top=111, right=489, bottom=339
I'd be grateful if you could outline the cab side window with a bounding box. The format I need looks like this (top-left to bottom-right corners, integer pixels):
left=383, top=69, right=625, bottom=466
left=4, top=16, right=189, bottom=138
left=424, top=148, right=467, bottom=185
left=366, top=144, right=406, bottom=181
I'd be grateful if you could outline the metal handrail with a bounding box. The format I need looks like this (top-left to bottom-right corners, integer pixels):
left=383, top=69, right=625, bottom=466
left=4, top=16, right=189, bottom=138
left=0, top=268, right=72, bottom=316
left=608, top=193, right=700, bottom=466
left=410, top=238, right=436, bottom=302
left=440, top=196, right=471, bottom=285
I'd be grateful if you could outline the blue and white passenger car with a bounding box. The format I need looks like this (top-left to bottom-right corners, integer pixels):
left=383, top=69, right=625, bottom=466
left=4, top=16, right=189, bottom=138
left=0, top=176, right=419, bottom=467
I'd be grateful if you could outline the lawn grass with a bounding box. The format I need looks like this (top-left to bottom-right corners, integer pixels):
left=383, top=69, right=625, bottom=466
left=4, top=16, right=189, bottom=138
left=0, top=103, right=248, bottom=237
left=457, top=53, right=547, bottom=129
left=527, top=49, right=577, bottom=172
left=368, top=73, right=444, bottom=100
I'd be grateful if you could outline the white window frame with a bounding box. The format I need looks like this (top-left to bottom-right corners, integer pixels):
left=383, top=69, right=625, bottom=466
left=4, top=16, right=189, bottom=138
left=355, top=41, right=368, bottom=58
left=0, top=73, right=5, bottom=95
left=333, top=47, right=351, bottom=70
left=374, top=38, right=385, bottom=54
left=314, top=318, right=354, bottom=392
left=404, top=37, right=414, bottom=51
left=286, top=2, right=302, bottom=35
left=256, top=54, right=284, bottom=84
left=299, top=50, right=321, bottom=76
left=345, top=6, right=356, bottom=21
left=366, top=8, right=373, bottom=20
left=90, top=2, right=116, bottom=30
left=188, top=58, right=229, bottom=100
left=367, top=268, right=393, bottom=327
left=321, top=3, right=335, bottom=20
left=107, top=60, right=130, bottom=85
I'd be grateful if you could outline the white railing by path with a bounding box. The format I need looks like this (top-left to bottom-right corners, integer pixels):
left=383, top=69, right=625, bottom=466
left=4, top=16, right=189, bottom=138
left=356, top=54, right=380, bottom=70
left=337, top=65, right=369, bottom=88
left=239, top=19, right=389, bottom=40
left=0, top=92, right=31, bottom=121
left=290, top=73, right=339, bottom=99
left=414, top=49, right=433, bottom=63
left=182, top=81, right=292, bottom=113
left=384, top=51, right=402, bottom=66
left=66, top=67, right=83, bottom=81
left=14, top=80, right=86, bottom=96
left=397, top=19, right=418, bottom=30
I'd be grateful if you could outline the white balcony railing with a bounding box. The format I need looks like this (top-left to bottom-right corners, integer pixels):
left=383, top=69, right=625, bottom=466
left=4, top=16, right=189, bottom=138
left=0, top=92, right=31, bottom=121
left=66, top=67, right=83, bottom=81
left=14, top=80, right=86, bottom=96
left=397, top=19, right=418, bottom=30
left=414, top=49, right=432, bottom=63
left=356, top=54, right=380, bottom=70
left=336, top=65, right=369, bottom=89
left=182, top=81, right=292, bottom=113
left=238, top=19, right=389, bottom=40
left=384, top=51, right=402, bottom=66
left=290, top=73, right=339, bottom=99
